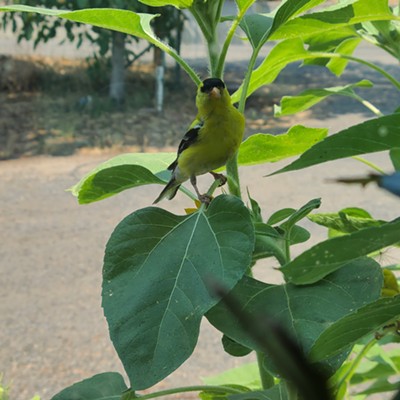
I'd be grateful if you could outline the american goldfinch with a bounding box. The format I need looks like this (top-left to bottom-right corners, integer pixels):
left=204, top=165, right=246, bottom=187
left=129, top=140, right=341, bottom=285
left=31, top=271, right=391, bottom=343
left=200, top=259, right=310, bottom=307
left=154, top=78, right=245, bottom=204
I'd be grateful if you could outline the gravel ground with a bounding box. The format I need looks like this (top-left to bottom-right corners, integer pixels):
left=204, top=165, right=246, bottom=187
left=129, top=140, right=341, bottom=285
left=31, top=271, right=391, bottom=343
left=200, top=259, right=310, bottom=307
left=1, top=40, right=400, bottom=399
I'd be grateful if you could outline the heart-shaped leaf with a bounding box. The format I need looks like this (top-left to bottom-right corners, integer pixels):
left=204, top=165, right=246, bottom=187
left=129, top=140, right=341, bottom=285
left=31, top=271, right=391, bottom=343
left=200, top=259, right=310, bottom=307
left=103, top=195, right=254, bottom=389
left=51, top=372, right=128, bottom=400
left=207, top=258, right=383, bottom=376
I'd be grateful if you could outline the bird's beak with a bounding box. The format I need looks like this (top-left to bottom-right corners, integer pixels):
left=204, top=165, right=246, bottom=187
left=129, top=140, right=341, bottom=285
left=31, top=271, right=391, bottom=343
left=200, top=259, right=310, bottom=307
left=209, top=87, right=221, bottom=99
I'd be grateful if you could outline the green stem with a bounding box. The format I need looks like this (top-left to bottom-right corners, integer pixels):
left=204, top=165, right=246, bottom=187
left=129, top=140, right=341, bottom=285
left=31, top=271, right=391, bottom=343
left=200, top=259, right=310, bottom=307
left=336, top=338, right=377, bottom=397
left=256, top=352, right=275, bottom=389
left=207, top=33, right=220, bottom=77
left=225, top=48, right=260, bottom=199
left=158, top=41, right=201, bottom=86
left=216, top=0, right=255, bottom=78
left=238, top=48, right=260, bottom=113
left=226, top=155, right=242, bottom=198
left=132, top=384, right=243, bottom=399
left=320, top=52, right=400, bottom=90
left=283, top=234, right=291, bottom=264
left=352, top=93, right=384, bottom=117
left=285, top=381, right=298, bottom=400
left=352, top=156, right=386, bottom=174
left=189, top=6, right=212, bottom=42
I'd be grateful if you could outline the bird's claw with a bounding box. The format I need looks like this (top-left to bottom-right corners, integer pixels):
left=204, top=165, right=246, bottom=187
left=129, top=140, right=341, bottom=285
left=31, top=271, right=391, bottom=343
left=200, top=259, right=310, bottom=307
left=198, top=194, right=212, bottom=205
left=210, top=172, right=227, bottom=187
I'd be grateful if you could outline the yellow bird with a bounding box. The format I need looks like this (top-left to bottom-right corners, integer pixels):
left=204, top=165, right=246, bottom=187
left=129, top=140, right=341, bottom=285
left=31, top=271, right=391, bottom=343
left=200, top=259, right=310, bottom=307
left=154, top=78, right=245, bottom=204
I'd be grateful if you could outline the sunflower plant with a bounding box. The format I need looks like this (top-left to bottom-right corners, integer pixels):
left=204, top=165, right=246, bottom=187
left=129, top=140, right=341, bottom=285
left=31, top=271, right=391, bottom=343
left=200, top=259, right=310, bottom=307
left=1, top=1, right=399, bottom=399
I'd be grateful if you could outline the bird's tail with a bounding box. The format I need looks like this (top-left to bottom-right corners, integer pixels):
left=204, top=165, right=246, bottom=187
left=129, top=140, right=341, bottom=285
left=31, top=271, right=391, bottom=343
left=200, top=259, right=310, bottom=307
left=153, top=179, right=181, bottom=204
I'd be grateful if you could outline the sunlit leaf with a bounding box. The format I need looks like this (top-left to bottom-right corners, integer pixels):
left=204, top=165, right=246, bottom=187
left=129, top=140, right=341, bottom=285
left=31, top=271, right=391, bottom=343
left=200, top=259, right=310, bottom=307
left=270, top=0, right=399, bottom=41
left=274, top=80, right=373, bottom=117
left=70, top=152, right=175, bottom=204
left=0, top=6, right=182, bottom=61
left=138, top=0, right=193, bottom=8
left=103, top=195, right=254, bottom=389
left=271, top=114, right=400, bottom=175
left=325, top=37, right=363, bottom=75
left=238, top=126, right=327, bottom=166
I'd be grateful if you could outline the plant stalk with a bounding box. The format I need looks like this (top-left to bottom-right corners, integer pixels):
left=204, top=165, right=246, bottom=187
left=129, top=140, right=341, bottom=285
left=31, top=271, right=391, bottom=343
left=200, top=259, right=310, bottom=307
left=352, top=156, right=386, bottom=174
left=226, top=47, right=261, bottom=199
left=159, top=42, right=201, bottom=86
left=320, top=52, right=400, bottom=90
left=133, top=384, right=243, bottom=399
left=352, top=93, right=384, bottom=117
left=216, top=0, right=255, bottom=78
left=335, top=338, right=377, bottom=397
left=256, top=352, right=275, bottom=389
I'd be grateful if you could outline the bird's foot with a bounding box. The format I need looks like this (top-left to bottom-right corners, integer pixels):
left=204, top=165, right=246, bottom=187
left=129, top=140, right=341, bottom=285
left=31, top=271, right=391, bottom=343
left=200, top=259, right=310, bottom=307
left=210, top=172, right=227, bottom=187
left=198, top=193, right=213, bottom=205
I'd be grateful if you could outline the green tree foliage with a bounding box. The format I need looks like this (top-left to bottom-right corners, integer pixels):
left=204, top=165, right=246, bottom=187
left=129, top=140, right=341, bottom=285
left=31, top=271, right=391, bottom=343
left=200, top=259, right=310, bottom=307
left=1, top=0, right=184, bottom=102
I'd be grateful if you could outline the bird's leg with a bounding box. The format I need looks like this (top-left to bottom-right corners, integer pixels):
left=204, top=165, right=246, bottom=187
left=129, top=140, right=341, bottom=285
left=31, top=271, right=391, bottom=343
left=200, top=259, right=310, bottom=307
left=190, top=175, right=212, bottom=204
left=209, top=171, right=227, bottom=186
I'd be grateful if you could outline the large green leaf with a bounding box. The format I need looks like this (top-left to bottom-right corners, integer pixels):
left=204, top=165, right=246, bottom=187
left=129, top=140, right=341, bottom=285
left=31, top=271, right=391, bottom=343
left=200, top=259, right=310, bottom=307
left=138, top=0, right=193, bottom=8
left=238, top=0, right=326, bottom=50
left=274, top=80, right=373, bottom=117
left=269, top=0, right=326, bottom=34
left=0, top=6, right=178, bottom=56
left=102, top=195, right=254, bottom=390
left=207, top=259, right=382, bottom=375
left=271, top=114, right=400, bottom=175
left=281, top=219, right=400, bottom=285
left=70, top=152, right=175, bottom=204
left=310, top=296, right=400, bottom=361
left=231, top=0, right=399, bottom=102
left=237, top=126, right=327, bottom=166
left=270, top=0, right=399, bottom=41
left=390, top=148, right=400, bottom=171
left=51, top=372, right=128, bottom=400
left=239, top=13, right=274, bottom=50
left=303, top=28, right=361, bottom=74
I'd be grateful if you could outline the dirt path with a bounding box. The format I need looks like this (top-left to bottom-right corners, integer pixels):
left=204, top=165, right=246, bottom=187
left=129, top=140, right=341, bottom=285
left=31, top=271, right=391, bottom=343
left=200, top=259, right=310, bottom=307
left=1, top=41, right=400, bottom=399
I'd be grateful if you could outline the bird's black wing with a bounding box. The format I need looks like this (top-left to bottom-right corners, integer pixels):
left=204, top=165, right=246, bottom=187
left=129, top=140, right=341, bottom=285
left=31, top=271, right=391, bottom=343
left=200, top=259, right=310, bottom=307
left=168, top=123, right=202, bottom=171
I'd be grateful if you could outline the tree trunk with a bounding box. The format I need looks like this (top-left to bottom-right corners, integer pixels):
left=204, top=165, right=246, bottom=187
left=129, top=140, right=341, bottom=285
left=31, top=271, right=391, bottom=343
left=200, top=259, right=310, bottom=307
left=153, top=46, right=165, bottom=113
left=109, top=31, right=126, bottom=104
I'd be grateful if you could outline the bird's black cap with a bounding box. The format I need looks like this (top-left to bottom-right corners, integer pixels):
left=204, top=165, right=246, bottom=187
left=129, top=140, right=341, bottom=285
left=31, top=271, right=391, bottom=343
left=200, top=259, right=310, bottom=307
left=200, top=78, right=225, bottom=93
